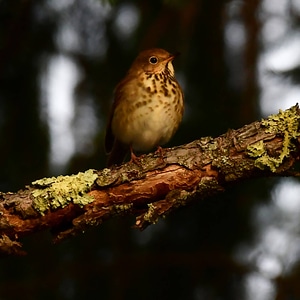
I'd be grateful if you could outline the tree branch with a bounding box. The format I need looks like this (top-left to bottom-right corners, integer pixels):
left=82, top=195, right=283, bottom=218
left=1, top=105, right=300, bottom=255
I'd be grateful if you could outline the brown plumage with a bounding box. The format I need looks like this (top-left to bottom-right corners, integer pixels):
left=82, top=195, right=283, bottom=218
left=105, top=48, right=184, bottom=166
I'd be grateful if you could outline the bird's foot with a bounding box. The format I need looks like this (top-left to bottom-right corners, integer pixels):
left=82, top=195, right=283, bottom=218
left=129, top=147, right=143, bottom=166
left=155, top=146, right=167, bottom=163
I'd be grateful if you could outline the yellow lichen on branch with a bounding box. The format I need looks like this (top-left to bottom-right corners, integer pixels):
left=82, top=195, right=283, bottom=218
left=31, top=170, right=98, bottom=215
left=247, top=105, right=300, bottom=172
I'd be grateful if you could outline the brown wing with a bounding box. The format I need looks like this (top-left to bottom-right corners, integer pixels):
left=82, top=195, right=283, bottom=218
left=104, top=74, right=135, bottom=165
left=104, top=109, right=115, bottom=154
left=105, top=104, right=128, bottom=166
left=104, top=75, right=127, bottom=153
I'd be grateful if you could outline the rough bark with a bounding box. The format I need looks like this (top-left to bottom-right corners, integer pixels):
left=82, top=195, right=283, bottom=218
left=1, top=105, right=300, bottom=255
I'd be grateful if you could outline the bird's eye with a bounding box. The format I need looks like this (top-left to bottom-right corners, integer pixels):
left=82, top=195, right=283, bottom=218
left=149, top=56, right=158, bottom=64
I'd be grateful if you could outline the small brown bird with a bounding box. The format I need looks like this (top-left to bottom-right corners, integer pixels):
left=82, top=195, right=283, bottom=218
left=105, top=48, right=184, bottom=166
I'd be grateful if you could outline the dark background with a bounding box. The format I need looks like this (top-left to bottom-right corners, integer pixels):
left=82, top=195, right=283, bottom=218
left=1, top=0, right=300, bottom=299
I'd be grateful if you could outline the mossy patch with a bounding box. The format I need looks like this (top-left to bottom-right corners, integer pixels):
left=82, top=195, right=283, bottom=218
left=31, top=169, right=98, bottom=215
left=247, top=105, right=300, bottom=172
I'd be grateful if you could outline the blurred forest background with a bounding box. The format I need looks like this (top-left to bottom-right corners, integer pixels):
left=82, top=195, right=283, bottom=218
left=1, top=0, right=300, bottom=299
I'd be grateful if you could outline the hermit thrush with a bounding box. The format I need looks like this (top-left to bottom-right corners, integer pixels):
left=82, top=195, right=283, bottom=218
left=105, top=48, right=184, bottom=166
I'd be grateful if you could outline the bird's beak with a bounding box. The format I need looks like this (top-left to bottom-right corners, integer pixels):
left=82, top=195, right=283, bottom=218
left=165, top=52, right=180, bottom=63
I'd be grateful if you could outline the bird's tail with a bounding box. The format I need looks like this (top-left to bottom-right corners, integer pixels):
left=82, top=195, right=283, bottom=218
left=107, top=140, right=128, bottom=167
